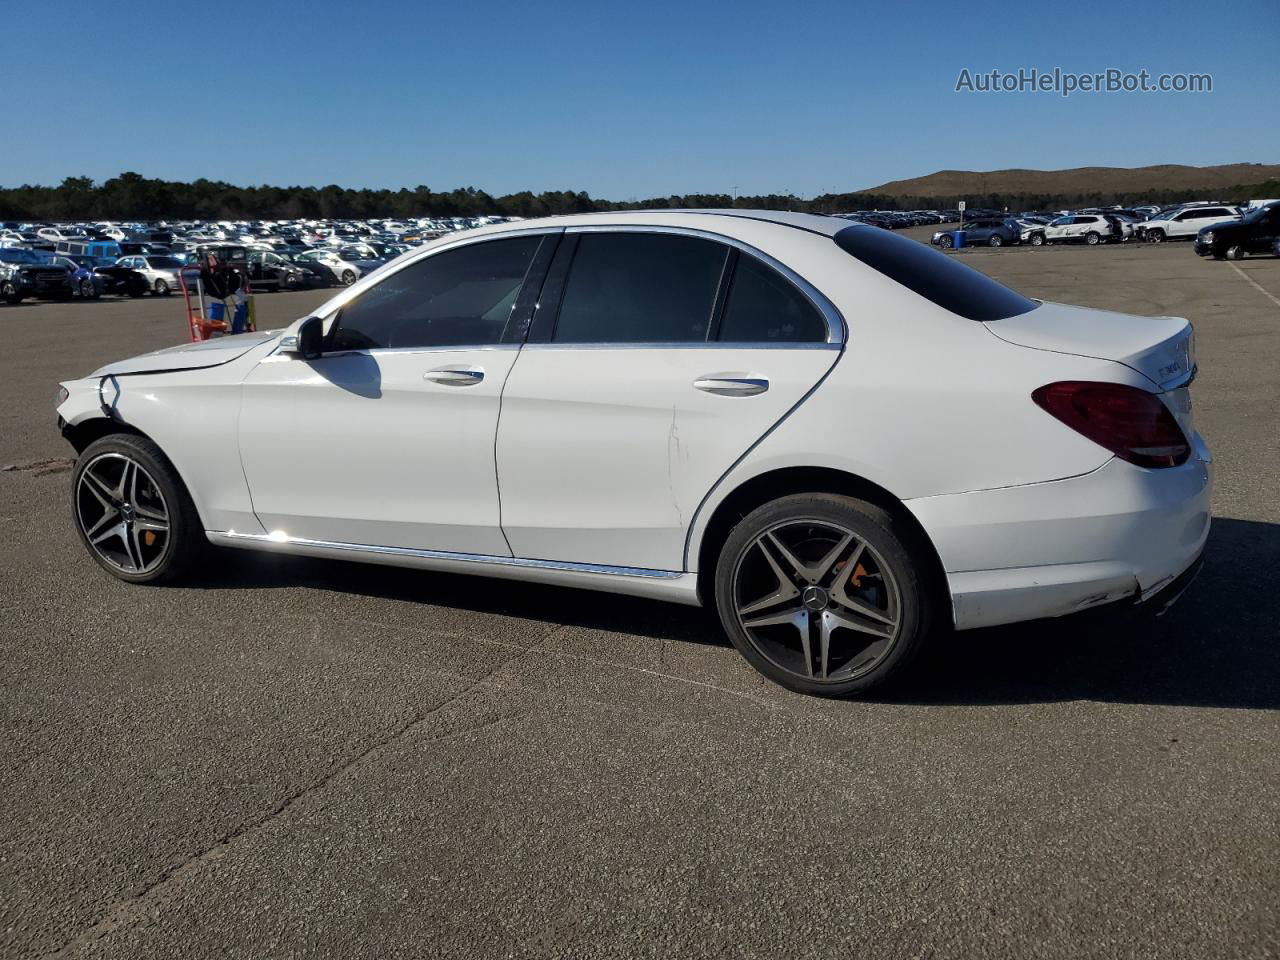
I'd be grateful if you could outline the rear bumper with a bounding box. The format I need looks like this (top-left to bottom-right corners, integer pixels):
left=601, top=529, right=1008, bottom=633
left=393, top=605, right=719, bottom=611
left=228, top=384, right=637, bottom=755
left=906, top=449, right=1213, bottom=630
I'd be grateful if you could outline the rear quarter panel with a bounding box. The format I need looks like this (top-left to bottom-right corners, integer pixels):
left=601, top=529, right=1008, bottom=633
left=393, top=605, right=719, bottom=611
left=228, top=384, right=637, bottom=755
left=683, top=242, right=1149, bottom=570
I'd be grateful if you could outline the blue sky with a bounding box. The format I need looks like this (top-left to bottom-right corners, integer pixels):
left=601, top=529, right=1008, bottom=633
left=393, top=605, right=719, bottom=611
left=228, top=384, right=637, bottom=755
left=3, top=0, right=1276, bottom=198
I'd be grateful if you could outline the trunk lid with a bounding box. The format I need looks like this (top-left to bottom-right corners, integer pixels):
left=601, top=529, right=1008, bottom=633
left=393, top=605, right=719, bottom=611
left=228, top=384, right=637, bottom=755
left=984, top=301, right=1194, bottom=390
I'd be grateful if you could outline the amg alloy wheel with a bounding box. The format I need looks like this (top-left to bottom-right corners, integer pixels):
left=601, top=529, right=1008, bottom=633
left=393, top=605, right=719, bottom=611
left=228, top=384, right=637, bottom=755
left=72, top=435, right=203, bottom=583
left=715, top=494, right=936, bottom=696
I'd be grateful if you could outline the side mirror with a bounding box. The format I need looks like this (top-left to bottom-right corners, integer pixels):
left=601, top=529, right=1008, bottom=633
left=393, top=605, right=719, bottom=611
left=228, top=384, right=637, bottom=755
left=280, top=316, right=324, bottom=360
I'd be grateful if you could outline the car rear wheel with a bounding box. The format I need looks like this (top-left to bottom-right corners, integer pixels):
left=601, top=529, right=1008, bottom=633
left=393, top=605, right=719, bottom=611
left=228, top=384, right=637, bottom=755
left=939, top=235, right=953, bottom=249
left=714, top=494, right=938, bottom=697
left=72, top=434, right=205, bottom=585
left=154, top=279, right=170, bottom=295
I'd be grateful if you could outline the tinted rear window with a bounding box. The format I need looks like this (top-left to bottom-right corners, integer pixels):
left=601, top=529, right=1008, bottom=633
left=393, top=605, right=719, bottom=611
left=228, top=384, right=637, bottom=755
left=833, top=225, right=1037, bottom=322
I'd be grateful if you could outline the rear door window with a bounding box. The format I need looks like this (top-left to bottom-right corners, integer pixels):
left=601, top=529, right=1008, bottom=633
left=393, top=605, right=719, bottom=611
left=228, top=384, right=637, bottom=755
left=716, top=253, right=827, bottom=343
left=550, top=233, right=726, bottom=343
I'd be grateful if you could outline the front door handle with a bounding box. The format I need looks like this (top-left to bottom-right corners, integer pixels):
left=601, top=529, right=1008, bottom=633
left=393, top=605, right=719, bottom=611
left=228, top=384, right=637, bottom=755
left=693, top=376, right=769, bottom=397
left=425, top=366, right=485, bottom=386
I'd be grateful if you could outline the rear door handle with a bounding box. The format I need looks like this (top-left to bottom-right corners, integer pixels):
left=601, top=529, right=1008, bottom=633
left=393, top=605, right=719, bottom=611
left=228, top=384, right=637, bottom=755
left=693, top=376, right=769, bottom=397
left=425, top=366, right=485, bottom=386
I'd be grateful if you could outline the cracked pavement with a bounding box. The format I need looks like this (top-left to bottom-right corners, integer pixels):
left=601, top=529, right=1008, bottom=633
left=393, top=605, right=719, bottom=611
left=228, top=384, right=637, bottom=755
left=2, top=237, right=1279, bottom=959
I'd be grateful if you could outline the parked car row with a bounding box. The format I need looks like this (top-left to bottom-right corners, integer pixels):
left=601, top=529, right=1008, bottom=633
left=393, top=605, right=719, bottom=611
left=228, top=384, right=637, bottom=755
left=920, top=200, right=1280, bottom=259
left=0, top=215, right=528, bottom=304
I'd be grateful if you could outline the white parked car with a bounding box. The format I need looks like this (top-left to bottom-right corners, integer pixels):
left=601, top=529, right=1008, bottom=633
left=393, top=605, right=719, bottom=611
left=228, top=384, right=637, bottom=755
left=1043, top=214, right=1115, bottom=245
left=37, top=226, right=86, bottom=244
left=56, top=211, right=1211, bottom=696
left=1140, top=205, right=1239, bottom=242
left=296, top=247, right=382, bottom=285
left=116, top=255, right=189, bottom=295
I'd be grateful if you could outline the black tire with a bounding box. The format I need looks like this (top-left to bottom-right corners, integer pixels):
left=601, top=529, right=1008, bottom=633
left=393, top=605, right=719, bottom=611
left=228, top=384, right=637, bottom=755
left=1028, top=233, right=1045, bottom=246
left=71, top=433, right=205, bottom=585
left=154, top=278, right=170, bottom=295
left=988, top=234, right=1003, bottom=247
left=341, top=269, right=357, bottom=286
left=128, top=282, right=146, bottom=298
left=284, top=273, right=299, bottom=289
left=939, top=235, right=953, bottom=249
left=1226, top=245, right=1245, bottom=261
left=1147, top=229, right=1165, bottom=243
left=1085, top=231, right=1100, bottom=245
left=2, top=281, right=21, bottom=304
left=713, top=493, right=940, bottom=697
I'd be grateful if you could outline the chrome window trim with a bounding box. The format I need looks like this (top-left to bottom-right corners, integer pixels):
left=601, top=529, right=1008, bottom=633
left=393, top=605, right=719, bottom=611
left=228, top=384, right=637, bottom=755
left=519, top=341, right=841, bottom=351
left=215, top=531, right=682, bottom=579
left=306, top=343, right=523, bottom=360
left=561, top=223, right=847, bottom=345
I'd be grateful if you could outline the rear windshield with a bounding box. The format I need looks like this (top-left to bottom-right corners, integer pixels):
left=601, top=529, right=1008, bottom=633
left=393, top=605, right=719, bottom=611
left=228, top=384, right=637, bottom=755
left=833, top=225, right=1038, bottom=322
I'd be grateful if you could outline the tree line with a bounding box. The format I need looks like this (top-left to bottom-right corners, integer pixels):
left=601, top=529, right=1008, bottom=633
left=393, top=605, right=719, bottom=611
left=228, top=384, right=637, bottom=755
left=2, top=172, right=1277, bottom=222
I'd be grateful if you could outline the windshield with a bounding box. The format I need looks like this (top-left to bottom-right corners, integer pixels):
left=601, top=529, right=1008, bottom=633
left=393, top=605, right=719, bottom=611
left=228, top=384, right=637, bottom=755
left=834, top=225, right=1038, bottom=322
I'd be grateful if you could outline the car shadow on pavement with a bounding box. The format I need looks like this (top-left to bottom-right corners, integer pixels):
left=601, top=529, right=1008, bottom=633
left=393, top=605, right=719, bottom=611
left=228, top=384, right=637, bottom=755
left=193, top=517, right=1278, bottom=709
left=886, top=516, right=1279, bottom=710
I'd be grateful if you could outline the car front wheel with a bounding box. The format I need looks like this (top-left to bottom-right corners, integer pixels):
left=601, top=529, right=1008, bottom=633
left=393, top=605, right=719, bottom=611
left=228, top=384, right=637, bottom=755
left=989, top=235, right=1003, bottom=247
left=1147, top=229, right=1165, bottom=243
left=154, top=279, right=170, bottom=295
left=341, top=270, right=356, bottom=285
left=1028, top=233, right=1045, bottom=246
left=1225, top=245, right=1245, bottom=261
left=714, top=493, right=938, bottom=697
left=72, top=434, right=205, bottom=584
left=939, top=235, right=953, bottom=249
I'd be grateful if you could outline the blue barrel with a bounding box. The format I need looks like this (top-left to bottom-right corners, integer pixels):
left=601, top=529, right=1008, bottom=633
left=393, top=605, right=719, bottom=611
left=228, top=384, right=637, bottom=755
left=953, top=230, right=967, bottom=249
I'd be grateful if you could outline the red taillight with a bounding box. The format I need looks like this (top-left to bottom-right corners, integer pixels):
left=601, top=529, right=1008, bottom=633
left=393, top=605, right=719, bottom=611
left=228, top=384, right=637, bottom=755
left=1032, top=381, right=1189, bottom=468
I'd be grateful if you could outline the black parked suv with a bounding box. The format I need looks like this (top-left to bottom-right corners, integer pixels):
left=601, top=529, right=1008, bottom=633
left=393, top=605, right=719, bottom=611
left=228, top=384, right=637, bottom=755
left=1195, top=201, right=1280, bottom=260
left=0, top=248, right=73, bottom=303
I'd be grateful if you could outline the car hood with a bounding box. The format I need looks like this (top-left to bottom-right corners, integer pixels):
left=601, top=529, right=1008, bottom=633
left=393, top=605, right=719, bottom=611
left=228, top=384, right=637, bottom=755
left=985, top=302, right=1193, bottom=390
left=90, top=330, right=278, bottom=376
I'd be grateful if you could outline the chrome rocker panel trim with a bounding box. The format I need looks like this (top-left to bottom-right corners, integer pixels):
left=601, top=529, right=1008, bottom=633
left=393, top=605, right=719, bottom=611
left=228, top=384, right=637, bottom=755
left=206, top=530, right=702, bottom=605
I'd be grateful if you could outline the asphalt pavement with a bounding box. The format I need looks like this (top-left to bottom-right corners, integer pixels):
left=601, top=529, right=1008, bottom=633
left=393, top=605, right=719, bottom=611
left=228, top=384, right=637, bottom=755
left=2, top=239, right=1278, bottom=959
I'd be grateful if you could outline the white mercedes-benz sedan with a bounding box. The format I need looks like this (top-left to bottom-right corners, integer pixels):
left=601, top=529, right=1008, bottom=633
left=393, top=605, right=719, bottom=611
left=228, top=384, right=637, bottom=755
left=56, top=211, right=1212, bottom=696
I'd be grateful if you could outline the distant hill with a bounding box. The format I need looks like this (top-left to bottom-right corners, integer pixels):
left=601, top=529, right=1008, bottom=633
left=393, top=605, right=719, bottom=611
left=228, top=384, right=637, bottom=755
left=857, top=164, right=1280, bottom=199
